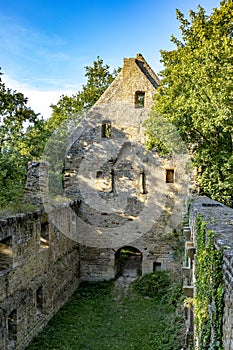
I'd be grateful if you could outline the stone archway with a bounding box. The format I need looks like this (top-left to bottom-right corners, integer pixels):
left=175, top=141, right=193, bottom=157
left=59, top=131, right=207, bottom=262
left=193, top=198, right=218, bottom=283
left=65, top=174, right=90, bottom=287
left=115, top=246, right=142, bottom=278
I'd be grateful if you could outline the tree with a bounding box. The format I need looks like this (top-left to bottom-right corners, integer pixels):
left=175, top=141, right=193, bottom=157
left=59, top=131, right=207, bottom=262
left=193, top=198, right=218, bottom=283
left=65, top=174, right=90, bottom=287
left=0, top=57, right=120, bottom=207
left=40, top=57, right=120, bottom=196
left=0, top=69, right=41, bottom=208
left=48, top=56, right=120, bottom=132
left=0, top=72, right=38, bottom=207
left=39, top=57, right=120, bottom=196
left=145, top=0, right=233, bottom=205
left=0, top=72, right=39, bottom=151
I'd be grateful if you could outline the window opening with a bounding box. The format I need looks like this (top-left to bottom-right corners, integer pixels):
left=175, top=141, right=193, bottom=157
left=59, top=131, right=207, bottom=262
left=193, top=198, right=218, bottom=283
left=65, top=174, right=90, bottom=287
left=40, top=222, right=49, bottom=249
left=8, top=309, right=17, bottom=348
left=166, top=169, right=174, bottom=183
left=102, top=121, right=111, bottom=138
left=153, top=262, right=162, bottom=272
left=96, top=171, right=103, bottom=178
left=135, top=91, right=145, bottom=108
left=36, top=286, right=43, bottom=316
left=140, top=171, right=147, bottom=194
left=110, top=169, right=115, bottom=193
left=0, top=237, right=13, bottom=272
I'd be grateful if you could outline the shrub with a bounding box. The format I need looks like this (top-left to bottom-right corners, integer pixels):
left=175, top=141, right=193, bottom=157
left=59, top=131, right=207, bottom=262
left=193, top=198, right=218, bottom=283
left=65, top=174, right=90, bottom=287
left=133, top=271, right=172, bottom=298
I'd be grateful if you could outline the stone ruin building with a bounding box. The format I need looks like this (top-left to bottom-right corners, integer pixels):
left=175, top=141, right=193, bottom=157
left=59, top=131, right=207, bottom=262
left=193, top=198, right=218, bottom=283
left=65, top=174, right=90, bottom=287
left=0, top=54, right=232, bottom=350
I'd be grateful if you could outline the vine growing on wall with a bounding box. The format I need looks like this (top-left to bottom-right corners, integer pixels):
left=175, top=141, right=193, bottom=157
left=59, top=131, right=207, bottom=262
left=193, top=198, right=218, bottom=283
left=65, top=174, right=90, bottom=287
left=195, top=214, right=224, bottom=350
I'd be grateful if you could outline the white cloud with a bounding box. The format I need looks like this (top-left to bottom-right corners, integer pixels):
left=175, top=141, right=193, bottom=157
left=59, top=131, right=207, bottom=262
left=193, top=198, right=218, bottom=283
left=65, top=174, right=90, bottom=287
left=2, top=75, right=79, bottom=119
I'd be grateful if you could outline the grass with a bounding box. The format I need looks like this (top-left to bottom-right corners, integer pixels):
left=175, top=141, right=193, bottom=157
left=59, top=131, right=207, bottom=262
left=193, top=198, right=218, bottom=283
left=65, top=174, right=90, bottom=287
left=0, top=201, right=37, bottom=217
left=26, top=274, right=185, bottom=350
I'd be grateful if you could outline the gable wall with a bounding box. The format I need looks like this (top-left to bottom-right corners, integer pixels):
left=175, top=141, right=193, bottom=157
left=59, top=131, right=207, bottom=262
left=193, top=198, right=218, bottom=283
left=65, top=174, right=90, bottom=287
left=95, top=55, right=158, bottom=108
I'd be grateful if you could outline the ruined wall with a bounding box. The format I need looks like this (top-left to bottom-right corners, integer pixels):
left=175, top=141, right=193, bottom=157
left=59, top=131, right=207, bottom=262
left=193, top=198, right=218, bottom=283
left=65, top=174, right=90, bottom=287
left=61, top=55, right=190, bottom=281
left=0, top=199, right=80, bottom=350
left=0, top=54, right=192, bottom=350
left=95, top=53, right=160, bottom=108
left=183, top=196, right=233, bottom=350
left=1, top=53, right=232, bottom=350
left=62, top=103, right=190, bottom=281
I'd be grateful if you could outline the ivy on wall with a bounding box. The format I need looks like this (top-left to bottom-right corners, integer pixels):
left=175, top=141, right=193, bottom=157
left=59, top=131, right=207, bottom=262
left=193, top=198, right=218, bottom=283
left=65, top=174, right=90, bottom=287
left=195, top=214, right=224, bottom=350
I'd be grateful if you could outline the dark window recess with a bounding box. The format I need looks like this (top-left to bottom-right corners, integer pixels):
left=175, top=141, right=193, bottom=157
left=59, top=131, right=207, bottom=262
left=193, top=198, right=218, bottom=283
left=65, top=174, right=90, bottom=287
left=96, top=171, right=103, bottom=178
left=40, top=222, right=49, bottom=249
left=135, top=91, right=145, bottom=108
left=166, top=169, right=174, bottom=183
left=0, top=237, right=13, bottom=272
left=36, top=287, right=43, bottom=315
left=110, top=169, right=115, bottom=193
left=153, top=262, right=162, bottom=272
left=102, top=121, right=111, bottom=138
left=140, top=171, right=147, bottom=194
left=8, top=310, right=17, bottom=348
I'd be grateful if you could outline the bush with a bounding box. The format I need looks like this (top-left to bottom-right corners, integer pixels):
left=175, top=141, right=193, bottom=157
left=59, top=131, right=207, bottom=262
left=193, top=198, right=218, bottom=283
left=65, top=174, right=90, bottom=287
left=133, top=271, right=172, bottom=298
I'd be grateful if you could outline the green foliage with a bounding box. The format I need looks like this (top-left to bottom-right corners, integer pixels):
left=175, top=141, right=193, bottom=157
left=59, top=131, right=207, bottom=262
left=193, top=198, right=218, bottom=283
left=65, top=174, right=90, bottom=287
left=0, top=57, right=118, bottom=207
left=145, top=1, right=233, bottom=205
left=26, top=277, right=185, bottom=350
left=143, top=112, right=187, bottom=156
left=0, top=200, right=37, bottom=217
left=39, top=57, right=120, bottom=198
left=0, top=148, right=27, bottom=208
left=42, top=115, right=83, bottom=197
left=0, top=72, right=39, bottom=151
left=133, top=271, right=173, bottom=300
left=48, top=57, right=120, bottom=133
left=0, top=69, right=42, bottom=207
left=195, top=214, right=224, bottom=349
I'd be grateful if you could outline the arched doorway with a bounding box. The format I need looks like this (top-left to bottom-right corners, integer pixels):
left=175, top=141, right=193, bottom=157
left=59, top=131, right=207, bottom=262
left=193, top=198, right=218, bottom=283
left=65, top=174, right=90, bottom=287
left=115, top=246, right=142, bottom=278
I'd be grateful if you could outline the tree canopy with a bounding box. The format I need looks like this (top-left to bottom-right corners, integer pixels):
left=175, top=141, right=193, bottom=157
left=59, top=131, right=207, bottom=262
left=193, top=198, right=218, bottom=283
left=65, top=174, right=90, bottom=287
left=0, top=57, right=119, bottom=209
left=0, top=69, right=43, bottom=208
left=48, top=57, right=120, bottom=133
left=145, top=0, right=233, bottom=205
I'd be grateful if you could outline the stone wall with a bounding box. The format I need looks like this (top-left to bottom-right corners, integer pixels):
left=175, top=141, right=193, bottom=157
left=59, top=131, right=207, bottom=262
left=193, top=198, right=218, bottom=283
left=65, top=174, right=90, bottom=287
left=61, top=54, right=190, bottom=282
left=0, top=53, right=231, bottom=350
left=183, top=196, right=233, bottom=350
left=95, top=53, right=160, bottom=108
left=0, top=204, right=80, bottom=350
left=0, top=54, right=197, bottom=349
left=62, top=103, right=190, bottom=281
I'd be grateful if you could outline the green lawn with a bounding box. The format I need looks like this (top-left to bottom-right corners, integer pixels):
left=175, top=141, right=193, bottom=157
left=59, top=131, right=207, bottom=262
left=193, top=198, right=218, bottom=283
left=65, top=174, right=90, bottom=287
left=26, top=275, right=185, bottom=350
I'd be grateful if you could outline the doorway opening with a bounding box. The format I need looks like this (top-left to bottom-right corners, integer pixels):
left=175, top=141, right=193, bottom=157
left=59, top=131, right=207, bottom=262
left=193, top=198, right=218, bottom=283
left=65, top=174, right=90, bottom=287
left=115, top=246, right=142, bottom=278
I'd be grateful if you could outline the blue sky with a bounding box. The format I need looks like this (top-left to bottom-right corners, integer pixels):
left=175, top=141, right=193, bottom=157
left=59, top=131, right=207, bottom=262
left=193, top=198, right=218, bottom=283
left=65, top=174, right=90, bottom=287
left=0, top=0, right=221, bottom=117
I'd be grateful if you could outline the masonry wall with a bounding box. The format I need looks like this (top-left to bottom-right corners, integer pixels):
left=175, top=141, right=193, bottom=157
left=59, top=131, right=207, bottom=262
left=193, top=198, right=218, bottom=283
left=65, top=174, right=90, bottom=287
left=0, top=204, right=80, bottom=350
left=95, top=53, right=159, bottom=108
left=63, top=103, right=190, bottom=281
left=183, top=196, right=233, bottom=350
left=0, top=54, right=193, bottom=349
left=0, top=53, right=232, bottom=350
left=62, top=54, right=189, bottom=282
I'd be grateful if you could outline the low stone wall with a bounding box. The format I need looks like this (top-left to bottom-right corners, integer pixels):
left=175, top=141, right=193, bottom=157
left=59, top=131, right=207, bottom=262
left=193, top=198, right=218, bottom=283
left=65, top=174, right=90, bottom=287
left=183, top=196, right=233, bottom=350
left=0, top=204, right=80, bottom=350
